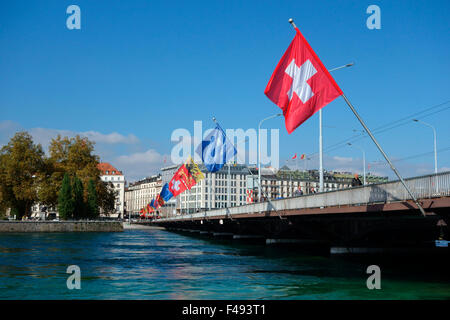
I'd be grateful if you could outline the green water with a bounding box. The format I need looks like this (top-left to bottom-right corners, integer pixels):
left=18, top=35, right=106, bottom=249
left=0, top=228, right=448, bottom=299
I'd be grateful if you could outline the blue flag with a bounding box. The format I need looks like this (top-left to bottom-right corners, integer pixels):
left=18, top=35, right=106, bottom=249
left=196, top=124, right=237, bottom=172
left=160, top=183, right=174, bottom=202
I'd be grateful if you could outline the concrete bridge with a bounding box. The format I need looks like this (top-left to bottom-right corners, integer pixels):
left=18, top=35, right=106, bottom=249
left=152, top=172, right=450, bottom=253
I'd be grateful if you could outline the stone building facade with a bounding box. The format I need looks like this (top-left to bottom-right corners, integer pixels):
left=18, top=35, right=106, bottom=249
left=124, top=174, right=162, bottom=214
left=98, top=162, right=126, bottom=219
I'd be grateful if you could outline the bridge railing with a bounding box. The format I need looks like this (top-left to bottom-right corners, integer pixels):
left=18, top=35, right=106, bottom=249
left=159, top=171, right=450, bottom=221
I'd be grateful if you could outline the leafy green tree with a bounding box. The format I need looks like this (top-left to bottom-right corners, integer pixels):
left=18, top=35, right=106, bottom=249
left=0, top=132, right=45, bottom=219
left=0, top=197, right=7, bottom=220
left=58, top=173, right=74, bottom=220
left=86, top=179, right=99, bottom=219
left=1, top=132, right=118, bottom=219
left=98, top=182, right=118, bottom=216
left=36, top=157, right=62, bottom=209
left=72, top=176, right=85, bottom=219
left=42, top=135, right=112, bottom=213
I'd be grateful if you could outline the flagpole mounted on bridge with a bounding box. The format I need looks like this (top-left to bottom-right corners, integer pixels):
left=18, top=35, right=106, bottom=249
left=285, top=18, right=427, bottom=216
left=288, top=18, right=297, bottom=29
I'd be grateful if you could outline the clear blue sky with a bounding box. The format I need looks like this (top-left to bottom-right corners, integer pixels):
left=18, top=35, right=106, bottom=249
left=1, top=0, right=449, bottom=181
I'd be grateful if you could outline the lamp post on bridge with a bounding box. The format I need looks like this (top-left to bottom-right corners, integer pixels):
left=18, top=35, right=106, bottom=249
left=347, top=143, right=366, bottom=185
left=318, top=62, right=354, bottom=192
left=413, top=119, right=438, bottom=193
left=258, top=113, right=282, bottom=202
left=412, top=119, right=438, bottom=175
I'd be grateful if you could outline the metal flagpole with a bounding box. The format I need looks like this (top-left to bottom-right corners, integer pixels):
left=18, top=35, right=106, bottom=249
left=195, top=184, right=197, bottom=212
left=320, top=65, right=354, bottom=193
left=209, top=173, right=212, bottom=210
left=319, top=109, right=324, bottom=192
left=288, top=18, right=426, bottom=216
left=319, top=63, right=354, bottom=192
left=258, top=113, right=282, bottom=202
left=212, top=117, right=275, bottom=206
left=227, top=163, right=231, bottom=208
left=341, top=94, right=426, bottom=216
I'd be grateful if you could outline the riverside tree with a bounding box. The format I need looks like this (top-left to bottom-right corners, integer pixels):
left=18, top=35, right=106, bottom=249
left=72, top=176, right=86, bottom=219
left=0, top=132, right=45, bottom=219
left=87, top=179, right=99, bottom=219
left=38, top=135, right=99, bottom=207
left=98, top=181, right=118, bottom=216
left=1, top=132, right=116, bottom=219
left=58, top=173, right=74, bottom=220
left=38, top=134, right=115, bottom=214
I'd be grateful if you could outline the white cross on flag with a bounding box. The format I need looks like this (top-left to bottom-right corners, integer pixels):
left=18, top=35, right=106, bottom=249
left=168, top=164, right=191, bottom=197
left=264, top=27, right=343, bottom=134
left=246, top=189, right=254, bottom=203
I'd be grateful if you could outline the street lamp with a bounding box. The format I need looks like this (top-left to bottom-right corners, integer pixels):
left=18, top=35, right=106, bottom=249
left=347, top=143, right=366, bottom=185
left=412, top=119, right=437, bottom=175
left=258, top=113, right=282, bottom=202
left=317, top=62, right=355, bottom=192
left=413, top=119, right=438, bottom=194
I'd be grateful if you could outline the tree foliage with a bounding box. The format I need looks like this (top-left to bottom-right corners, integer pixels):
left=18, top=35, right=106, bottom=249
left=37, top=134, right=114, bottom=215
left=39, top=135, right=99, bottom=207
left=1, top=132, right=117, bottom=219
left=98, top=182, right=118, bottom=216
left=0, top=132, right=45, bottom=219
left=58, top=173, right=74, bottom=220
left=87, top=179, right=99, bottom=219
left=72, top=176, right=86, bottom=219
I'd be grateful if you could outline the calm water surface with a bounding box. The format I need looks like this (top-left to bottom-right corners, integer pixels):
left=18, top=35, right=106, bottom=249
left=0, top=228, right=449, bottom=299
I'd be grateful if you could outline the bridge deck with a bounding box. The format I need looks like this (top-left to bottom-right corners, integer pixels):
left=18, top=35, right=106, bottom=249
left=156, top=172, right=450, bottom=223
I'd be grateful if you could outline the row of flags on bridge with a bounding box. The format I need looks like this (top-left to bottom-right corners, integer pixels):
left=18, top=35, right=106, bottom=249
left=291, top=153, right=305, bottom=160
left=140, top=124, right=237, bottom=217
left=140, top=24, right=343, bottom=216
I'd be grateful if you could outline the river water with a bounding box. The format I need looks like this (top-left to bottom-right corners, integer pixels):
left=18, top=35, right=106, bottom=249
left=0, top=228, right=448, bottom=299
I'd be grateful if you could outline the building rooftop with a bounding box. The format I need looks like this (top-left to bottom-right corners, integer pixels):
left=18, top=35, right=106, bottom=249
left=128, top=174, right=162, bottom=187
left=97, top=162, right=123, bottom=176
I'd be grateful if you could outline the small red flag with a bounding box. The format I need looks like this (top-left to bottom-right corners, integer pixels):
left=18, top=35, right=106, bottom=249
left=300, top=154, right=305, bottom=160
left=292, top=153, right=297, bottom=159
left=265, top=27, right=343, bottom=134
left=168, top=164, right=193, bottom=197
left=156, top=194, right=164, bottom=208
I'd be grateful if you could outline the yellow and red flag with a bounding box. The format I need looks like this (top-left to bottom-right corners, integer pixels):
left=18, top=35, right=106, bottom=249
left=186, top=156, right=205, bottom=188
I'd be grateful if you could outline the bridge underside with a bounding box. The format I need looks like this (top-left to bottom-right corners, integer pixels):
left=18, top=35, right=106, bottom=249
left=152, top=197, right=450, bottom=250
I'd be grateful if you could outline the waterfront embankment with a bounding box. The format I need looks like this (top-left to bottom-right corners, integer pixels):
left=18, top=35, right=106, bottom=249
left=0, top=221, right=123, bottom=232
left=123, top=223, right=164, bottom=230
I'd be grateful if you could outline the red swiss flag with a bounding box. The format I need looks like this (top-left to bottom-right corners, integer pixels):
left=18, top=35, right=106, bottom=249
left=168, top=164, right=192, bottom=197
left=265, top=28, right=343, bottom=134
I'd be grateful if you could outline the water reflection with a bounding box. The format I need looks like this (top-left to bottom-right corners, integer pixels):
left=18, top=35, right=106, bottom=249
left=0, top=229, right=449, bottom=300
